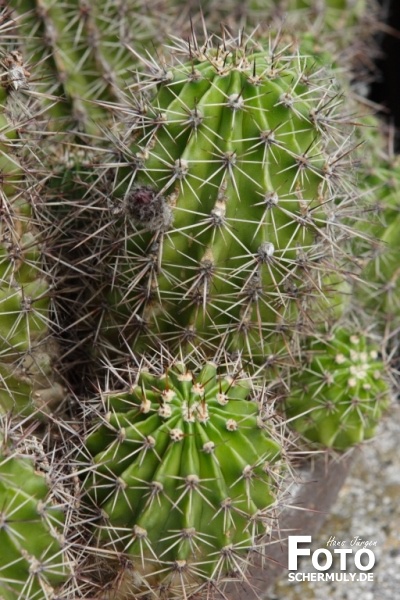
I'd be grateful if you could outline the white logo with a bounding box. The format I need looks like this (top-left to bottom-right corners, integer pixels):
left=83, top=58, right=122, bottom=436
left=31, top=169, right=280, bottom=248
left=287, top=535, right=376, bottom=582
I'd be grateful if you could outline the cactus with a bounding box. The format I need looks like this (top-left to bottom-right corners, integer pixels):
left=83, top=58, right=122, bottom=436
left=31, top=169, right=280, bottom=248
left=168, top=0, right=378, bottom=86
left=0, top=50, right=65, bottom=416
left=56, top=28, right=363, bottom=378
left=284, top=328, right=391, bottom=449
left=83, top=361, right=284, bottom=595
left=0, top=424, right=69, bottom=600
left=6, top=0, right=170, bottom=134
left=0, top=3, right=395, bottom=600
left=356, top=129, right=400, bottom=328
left=168, top=0, right=374, bottom=36
left=249, top=0, right=370, bottom=25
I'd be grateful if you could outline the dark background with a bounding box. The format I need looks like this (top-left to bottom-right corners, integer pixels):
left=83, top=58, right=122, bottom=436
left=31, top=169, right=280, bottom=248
left=370, top=0, right=400, bottom=142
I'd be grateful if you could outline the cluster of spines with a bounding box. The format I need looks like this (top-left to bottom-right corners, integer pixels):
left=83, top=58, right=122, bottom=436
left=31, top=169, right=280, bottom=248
left=0, top=32, right=79, bottom=600
left=354, top=123, right=400, bottom=328
left=7, top=0, right=170, bottom=134
left=168, top=0, right=377, bottom=64
left=247, top=0, right=370, bottom=25
left=349, top=121, right=400, bottom=394
left=0, top=47, right=67, bottom=417
left=0, top=421, right=71, bottom=600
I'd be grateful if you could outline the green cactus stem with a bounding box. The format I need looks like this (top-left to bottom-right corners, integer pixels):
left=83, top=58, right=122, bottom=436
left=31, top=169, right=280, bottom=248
left=0, top=50, right=65, bottom=416
left=168, top=0, right=374, bottom=37
left=249, top=0, right=370, bottom=26
left=79, top=30, right=360, bottom=372
left=284, top=328, right=391, bottom=450
left=7, top=0, right=170, bottom=134
left=355, top=127, right=400, bottom=327
left=0, top=428, right=69, bottom=600
left=84, top=362, right=283, bottom=594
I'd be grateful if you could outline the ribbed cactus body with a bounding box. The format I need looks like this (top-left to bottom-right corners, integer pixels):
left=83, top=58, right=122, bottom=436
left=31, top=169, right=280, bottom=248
left=92, top=34, right=357, bottom=370
left=254, top=0, right=368, bottom=20
left=170, top=0, right=370, bottom=35
left=8, top=0, right=168, bottom=133
left=284, top=329, right=390, bottom=449
left=358, top=145, right=400, bottom=323
left=85, top=362, right=282, bottom=590
left=287, top=0, right=370, bottom=28
left=0, top=55, right=64, bottom=416
left=0, top=436, right=68, bottom=600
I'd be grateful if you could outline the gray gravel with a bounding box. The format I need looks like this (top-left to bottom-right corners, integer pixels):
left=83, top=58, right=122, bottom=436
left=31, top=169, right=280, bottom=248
left=268, top=403, right=400, bottom=600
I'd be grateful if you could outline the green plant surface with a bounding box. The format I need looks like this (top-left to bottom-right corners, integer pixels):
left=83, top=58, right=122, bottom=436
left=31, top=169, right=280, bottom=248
left=0, top=434, right=68, bottom=600
left=284, top=328, right=391, bottom=449
left=84, top=361, right=283, bottom=594
left=7, top=0, right=170, bottom=134
left=358, top=140, right=400, bottom=325
left=0, top=51, right=65, bottom=416
left=80, top=31, right=360, bottom=372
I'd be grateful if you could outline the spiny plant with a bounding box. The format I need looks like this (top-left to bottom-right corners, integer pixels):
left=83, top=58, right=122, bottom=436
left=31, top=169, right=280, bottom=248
left=82, top=361, right=285, bottom=598
left=61, top=28, right=363, bottom=377
left=168, top=0, right=376, bottom=38
left=169, top=0, right=369, bottom=21
left=0, top=419, right=70, bottom=600
left=0, top=48, right=65, bottom=416
left=284, top=326, right=390, bottom=450
left=43, top=27, right=386, bottom=599
left=355, top=124, right=400, bottom=330
left=168, top=0, right=379, bottom=88
left=1, top=0, right=180, bottom=390
left=0, top=4, right=394, bottom=600
left=6, top=0, right=169, bottom=135
left=248, top=0, right=371, bottom=26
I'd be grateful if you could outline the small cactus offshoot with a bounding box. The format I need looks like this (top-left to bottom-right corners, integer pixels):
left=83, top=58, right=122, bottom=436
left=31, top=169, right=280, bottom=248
left=84, top=362, right=283, bottom=595
left=284, top=328, right=391, bottom=450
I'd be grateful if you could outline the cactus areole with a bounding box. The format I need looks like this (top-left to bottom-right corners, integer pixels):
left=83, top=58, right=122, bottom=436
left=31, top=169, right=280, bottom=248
left=103, top=32, right=357, bottom=368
